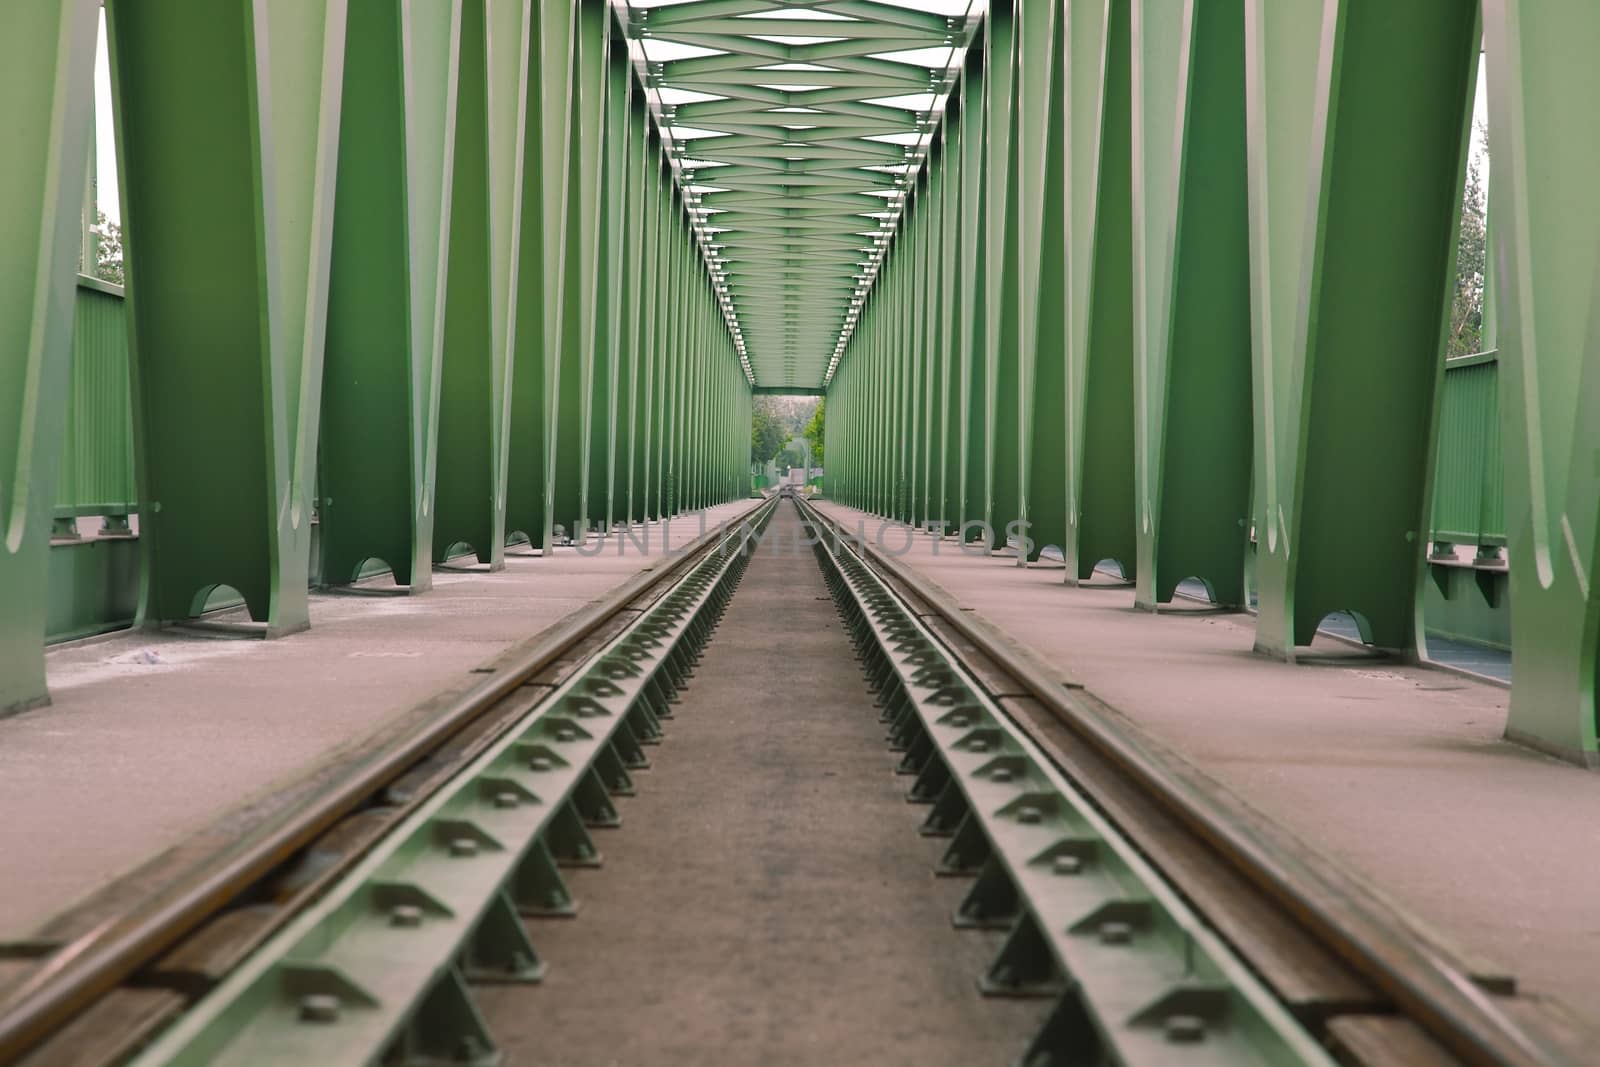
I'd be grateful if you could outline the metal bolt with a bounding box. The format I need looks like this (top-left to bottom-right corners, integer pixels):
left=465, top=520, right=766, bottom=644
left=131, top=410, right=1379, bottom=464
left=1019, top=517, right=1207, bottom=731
left=528, top=756, right=552, bottom=772
left=990, top=767, right=1013, bottom=783
left=457, top=1034, right=487, bottom=1062
left=510, top=950, right=535, bottom=975
left=545, top=888, right=567, bottom=908
left=555, top=728, right=577, bottom=743
left=576, top=840, right=596, bottom=859
left=1052, top=854, right=1084, bottom=876
left=494, top=792, right=519, bottom=809
left=1165, top=1015, right=1206, bottom=1044
left=1099, top=921, right=1133, bottom=946
left=969, top=738, right=989, bottom=753
left=298, top=993, right=341, bottom=1023
left=1017, top=806, right=1043, bottom=825
left=450, top=837, right=479, bottom=858
left=389, top=904, right=424, bottom=927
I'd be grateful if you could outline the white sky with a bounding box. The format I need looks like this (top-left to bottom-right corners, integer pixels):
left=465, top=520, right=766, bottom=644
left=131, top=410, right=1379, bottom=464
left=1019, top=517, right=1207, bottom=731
left=94, top=11, right=118, bottom=223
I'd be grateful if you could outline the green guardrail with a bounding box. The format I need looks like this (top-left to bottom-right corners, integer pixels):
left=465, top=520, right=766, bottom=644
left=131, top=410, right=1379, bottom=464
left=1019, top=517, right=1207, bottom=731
left=56, top=276, right=136, bottom=521
left=1429, top=352, right=1504, bottom=548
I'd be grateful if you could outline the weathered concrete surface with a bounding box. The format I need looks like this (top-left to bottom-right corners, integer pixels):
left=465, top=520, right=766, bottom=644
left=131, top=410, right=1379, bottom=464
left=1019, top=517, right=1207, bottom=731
left=0, top=502, right=756, bottom=938
left=478, top=501, right=1046, bottom=1065
left=815, top=501, right=1600, bottom=1028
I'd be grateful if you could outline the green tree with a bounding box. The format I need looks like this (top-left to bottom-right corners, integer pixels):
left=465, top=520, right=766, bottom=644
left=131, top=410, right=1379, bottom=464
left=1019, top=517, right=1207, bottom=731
left=93, top=212, right=124, bottom=287
left=750, top=405, right=786, bottom=465
left=802, top=398, right=825, bottom=466
left=1447, top=121, right=1487, bottom=358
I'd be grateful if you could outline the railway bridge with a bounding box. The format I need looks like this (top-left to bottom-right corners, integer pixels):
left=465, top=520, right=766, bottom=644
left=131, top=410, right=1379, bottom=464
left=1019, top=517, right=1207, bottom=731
left=2, top=2, right=1599, bottom=1065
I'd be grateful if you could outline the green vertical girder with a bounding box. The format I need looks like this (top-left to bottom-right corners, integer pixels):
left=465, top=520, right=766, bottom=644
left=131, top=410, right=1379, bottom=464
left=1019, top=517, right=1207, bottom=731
left=435, top=0, right=531, bottom=567
left=1019, top=0, right=1066, bottom=563
left=957, top=42, right=987, bottom=544
left=913, top=157, right=937, bottom=530
left=507, top=0, right=574, bottom=554
left=107, top=0, right=348, bottom=630
left=631, top=147, right=662, bottom=523
left=586, top=27, right=626, bottom=532
left=552, top=0, right=604, bottom=542
left=0, top=0, right=98, bottom=712
left=1129, top=0, right=1251, bottom=608
left=1245, top=0, right=1479, bottom=654
left=616, top=89, right=647, bottom=527
left=320, top=0, right=460, bottom=591
left=1483, top=0, right=1600, bottom=764
left=984, top=0, right=1021, bottom=555
left=937, top=107, right=961, bottom=533
left=1064, top=0, right=1135, bottom=583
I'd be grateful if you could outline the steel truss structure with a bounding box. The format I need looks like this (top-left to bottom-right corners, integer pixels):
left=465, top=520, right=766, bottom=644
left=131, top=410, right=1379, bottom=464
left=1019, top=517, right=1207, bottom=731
left=824, top=0, right=1600, bottom=767
left=6, top=1, right=1600, bottom=765
left=1, top=0, right=752, bottom=715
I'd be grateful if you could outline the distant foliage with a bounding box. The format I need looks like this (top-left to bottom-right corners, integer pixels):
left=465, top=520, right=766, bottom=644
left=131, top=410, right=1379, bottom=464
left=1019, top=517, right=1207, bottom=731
left=802, top=398, right=825, bottom=467
left=750, top=404, right=787, bottom=465
left=750, top=394, right=818, bottom=465
left=1447, top=122, right=1487, bottom=358
left=94, top=212, right=124, bottom=287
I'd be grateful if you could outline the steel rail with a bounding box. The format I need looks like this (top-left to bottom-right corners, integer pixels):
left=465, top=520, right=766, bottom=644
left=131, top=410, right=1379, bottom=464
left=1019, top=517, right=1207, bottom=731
left=0, top=499, right=772, bottom=1064
left=124, top=498, right=777, bottom=1064
left=802, top=502, right=1332, bottom=1066
left=794, top=496, right=1567, bottom=1067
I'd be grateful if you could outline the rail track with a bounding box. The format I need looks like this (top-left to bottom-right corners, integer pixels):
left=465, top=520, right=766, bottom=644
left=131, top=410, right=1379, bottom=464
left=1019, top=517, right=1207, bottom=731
left=794, top=495, right=1572, bottom=1067
left=0, top=498, right=775, bottom=1066
left=0, top=493, right=1578, bottom=1065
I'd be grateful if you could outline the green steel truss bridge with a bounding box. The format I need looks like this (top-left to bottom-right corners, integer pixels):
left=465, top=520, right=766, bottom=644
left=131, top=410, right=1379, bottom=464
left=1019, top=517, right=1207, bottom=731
left=2, top=0, right=1600, bottom=1064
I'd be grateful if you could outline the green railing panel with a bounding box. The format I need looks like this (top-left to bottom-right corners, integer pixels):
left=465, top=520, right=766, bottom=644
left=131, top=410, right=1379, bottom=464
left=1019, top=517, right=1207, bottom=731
left=57, top=281, right=136, bottom=516
left=1429, top=354, right=1504, bottom=547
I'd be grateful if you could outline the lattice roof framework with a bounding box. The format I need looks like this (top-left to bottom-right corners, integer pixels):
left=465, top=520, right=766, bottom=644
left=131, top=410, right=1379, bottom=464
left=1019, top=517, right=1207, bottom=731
left=618, top=0, right=980, bottom=390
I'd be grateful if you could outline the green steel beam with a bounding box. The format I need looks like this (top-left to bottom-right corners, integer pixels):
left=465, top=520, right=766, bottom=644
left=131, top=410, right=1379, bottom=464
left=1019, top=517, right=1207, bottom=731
left=1062, top=0, right=1135, bottom=583
left=957, top=40, right=987, bottom=544
left=433, top=0, right=530, bottom=569
left=552, top=0, right=605, bottom=542
left=1019, top=0, right=1066, bottom=562
left=0, top=0, right=98, bottom=712
left=616, top=88, right=647, bottom=528
left=320, top=0, right=460, bottom=591
left=916, top=143, right=943, bottom=531
left=938, top=105, right=961, bottom=532
left=508, top=0, right=575, bottom=554
left=1245, top=0, right=1479, bottom=654
left=986, top=0, right=1021, bottom=553
left=107, top=0, right=347, bottom=629
left=1483, top=0, right=1600, bottom=764
left=588, top=25, right=631, bottom=532
left=1129, top=0, right=1251, bottom=608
